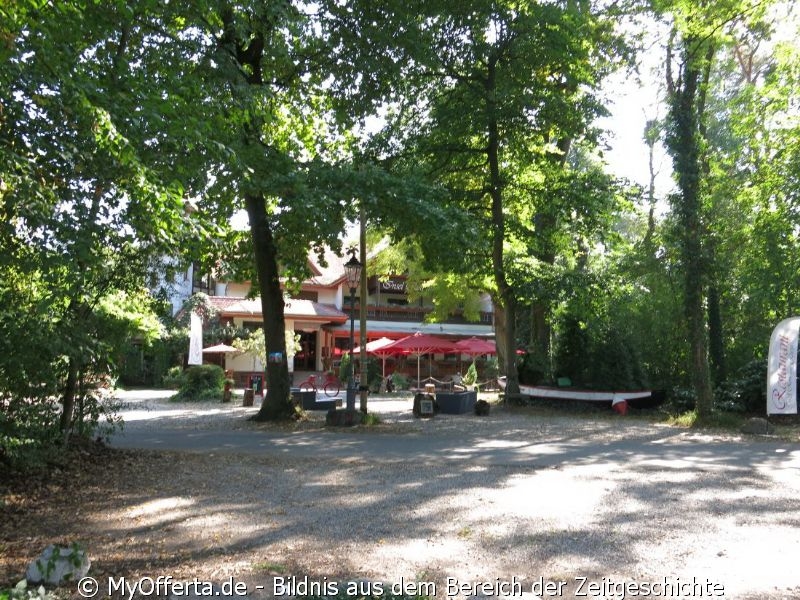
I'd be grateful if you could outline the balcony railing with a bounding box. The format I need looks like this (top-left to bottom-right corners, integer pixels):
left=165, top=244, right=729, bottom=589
left=345, top=303, right=493, bottom=325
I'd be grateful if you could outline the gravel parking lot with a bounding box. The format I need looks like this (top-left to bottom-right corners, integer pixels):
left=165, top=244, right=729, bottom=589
left=4, top=391, right=796, bottom=599
left=98, top=390, right=800, bottom=600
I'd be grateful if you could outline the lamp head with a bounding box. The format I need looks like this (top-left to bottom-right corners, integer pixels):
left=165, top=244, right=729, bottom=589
left=344, top=254, right=362, bottom=291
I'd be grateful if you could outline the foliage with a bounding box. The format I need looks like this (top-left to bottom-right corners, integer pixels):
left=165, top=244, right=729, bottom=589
left=161, top=366, right=185, bottom=390
left=463, top=362, right=478, bottom=388
left=554, top=316, right=590, bottom=385
left=585, top=325, right=648, bottom=391
left=171, top=365, right=225, bottom=403
left=483, top=356, right=499, bottom=382
left=366, top=359, right=382, bottom=393
left=517, top=350, right=550, bottom=386
left=339, top=353, right=352, bottom=383
left=0, top=398, right=61, bottom=472
left=391, top=372, right=410, bottom=391
left=714, top=359, right=766, bottom=414
left=0, top=581, right=54, bottom=600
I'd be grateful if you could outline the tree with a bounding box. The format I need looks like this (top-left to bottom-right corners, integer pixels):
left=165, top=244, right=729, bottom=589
left=660, top=0, right=778, bottom=415
left=0, top=1, right=198, bottom=452
left=328, top=0, right=626, bottom=394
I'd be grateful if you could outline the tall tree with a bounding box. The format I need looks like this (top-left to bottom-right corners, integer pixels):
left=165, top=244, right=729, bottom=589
left=0, top=1, right=191, bottom=445
left=661, top=0, right=775, bottom=415
left=329, top=0, right=625, bottom=394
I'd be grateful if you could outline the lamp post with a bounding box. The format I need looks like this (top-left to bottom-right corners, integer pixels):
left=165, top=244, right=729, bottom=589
left=343, top=252, right=362, bottom=411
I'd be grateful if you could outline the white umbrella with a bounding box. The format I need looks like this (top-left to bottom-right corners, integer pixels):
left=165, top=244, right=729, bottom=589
left=202, top=343, right=239, bottom=353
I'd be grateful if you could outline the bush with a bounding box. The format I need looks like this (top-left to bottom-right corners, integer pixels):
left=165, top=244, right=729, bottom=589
left=1, top=580, right=56, bottom=600
left=339, top=352, right=352, bottom=383
left=171, top=365, right=225, bottom=402
left=391, top=372, right=409, bottom=390
left=667, top=387, right=696, bottom=414
left=484, top=356, right=499, bottom=381
left=517, top=349, right=549, bottom=385
left=463, top=361, right=478, bottom=387
left=0, top=398, right=62, bottom=473
left=161, top=365, right=185, bottom=389
left=586, top=325, right=648, bottom=390
left=714, top=359, right=766, bottom=414
left=554, top=315, right=589, bottom=384
left=366, top=359, right=382, bottom=392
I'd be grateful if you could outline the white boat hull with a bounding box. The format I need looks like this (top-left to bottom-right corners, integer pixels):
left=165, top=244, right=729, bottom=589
left=498, top=378, right=657, bottom=406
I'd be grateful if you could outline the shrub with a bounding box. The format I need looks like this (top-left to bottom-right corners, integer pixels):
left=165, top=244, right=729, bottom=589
left=554, top=315, right=589, bottom=384
left=586, top=325, right=648, bottom=390
left=484, top=356, right=499, bottom=381
left=463, top=361, right=478, bottom=387
left=161, top=365, right=185, bottom=389
left=366, top=358, right=382, bottom=392
left=171, top=365, right=225, bottom=402
left=518, top=349, right=548, bottom=385
left=339, top=352, right=352, bottom=383
left=667, top=387, right=697, bottom=414
left=714, top=359, right=766, bottom=414
left=1, top=580, right=56, bottom=600
left=391, top=372, right=409, bottom=390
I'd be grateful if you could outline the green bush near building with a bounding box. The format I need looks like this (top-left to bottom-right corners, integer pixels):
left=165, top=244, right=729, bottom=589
left=171, top=365, right=225, bottom=402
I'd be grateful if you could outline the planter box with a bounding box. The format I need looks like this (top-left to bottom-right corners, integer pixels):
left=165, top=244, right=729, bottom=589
left=292, top=388, right=338, bottom=411
left=436, top=390, right=477, bottom=414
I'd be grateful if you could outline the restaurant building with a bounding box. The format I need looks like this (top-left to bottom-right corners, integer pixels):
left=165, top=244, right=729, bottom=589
left=170, top=246, right=494, bottom=384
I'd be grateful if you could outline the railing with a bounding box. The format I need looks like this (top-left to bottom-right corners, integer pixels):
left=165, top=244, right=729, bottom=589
left=345, top=304, right=493, bottom=325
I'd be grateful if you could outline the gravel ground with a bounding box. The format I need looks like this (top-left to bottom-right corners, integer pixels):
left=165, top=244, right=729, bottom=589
left=75, top=391, right=800, bottom=599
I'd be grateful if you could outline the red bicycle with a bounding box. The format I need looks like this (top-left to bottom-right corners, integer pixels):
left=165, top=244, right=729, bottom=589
left=297, top=372, right=341, bottom=397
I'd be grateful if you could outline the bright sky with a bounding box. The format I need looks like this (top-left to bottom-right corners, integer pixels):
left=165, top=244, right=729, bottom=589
left=596, top=21, right=675, bottom=205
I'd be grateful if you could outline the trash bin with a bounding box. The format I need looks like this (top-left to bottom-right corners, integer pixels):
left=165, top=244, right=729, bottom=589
left=243, top=388, right=255, bottom=407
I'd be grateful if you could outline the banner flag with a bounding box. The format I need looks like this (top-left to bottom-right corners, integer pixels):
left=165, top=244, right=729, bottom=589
left=188, top=312, right=203, bottom=366
left=767, top=317, right=800, bottom=415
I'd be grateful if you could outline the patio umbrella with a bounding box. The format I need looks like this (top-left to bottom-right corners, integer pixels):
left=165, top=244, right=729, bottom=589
left=202, top=343, right=239, bottom=353
left=454, top=337, right=497, bottom=356
left=382, top=332, right=459, bottom=388
left=352, top=337, right=397, bottom=377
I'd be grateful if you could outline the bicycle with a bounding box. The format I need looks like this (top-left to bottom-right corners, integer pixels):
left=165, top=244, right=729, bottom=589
left=297, top=372, right=341, bottom=397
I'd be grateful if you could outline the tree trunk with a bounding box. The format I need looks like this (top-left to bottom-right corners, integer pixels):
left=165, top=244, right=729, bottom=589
left=666, top=34, right=714, bottom=417
left=247, top=193, right=293, bottom=421
left=707, top=284, right=726, bottom=385
left=486, top=56, right=519, bottom=395
left=59, top=357, right=79, bottom=443
left=494, top=300, right=508, bottom=374
left=530, top=302, right=550, bottom=363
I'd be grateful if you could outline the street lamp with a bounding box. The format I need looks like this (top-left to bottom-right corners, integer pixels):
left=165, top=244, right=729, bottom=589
left=343, top=252, right=362, bottom=411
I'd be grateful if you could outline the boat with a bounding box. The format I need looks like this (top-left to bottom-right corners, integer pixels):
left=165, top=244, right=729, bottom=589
left=497, top=377, right=665, bottom=413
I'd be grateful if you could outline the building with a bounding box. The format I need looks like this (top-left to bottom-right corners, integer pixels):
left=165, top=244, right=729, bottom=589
left=167, top=246, right=495, bottom=385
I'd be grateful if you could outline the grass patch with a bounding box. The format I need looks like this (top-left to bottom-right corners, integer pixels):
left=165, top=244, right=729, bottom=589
left=251, top=562, right=287, bottom=573
left=666, top=410, right=745, bottom=430
left=361, top=413, right=382, bottom=426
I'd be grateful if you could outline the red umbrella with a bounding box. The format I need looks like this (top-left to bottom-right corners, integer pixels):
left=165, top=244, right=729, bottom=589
left=454, top=337, right=497, bottom=356
left=382, top=332, right=459, bottom=387
left=352, top=336, right=397, bottom=377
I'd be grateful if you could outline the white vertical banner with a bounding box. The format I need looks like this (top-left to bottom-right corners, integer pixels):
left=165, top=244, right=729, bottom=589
left=188, top=312, right=203, bottom=366
left=767, top=317, right=800, bottom=415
